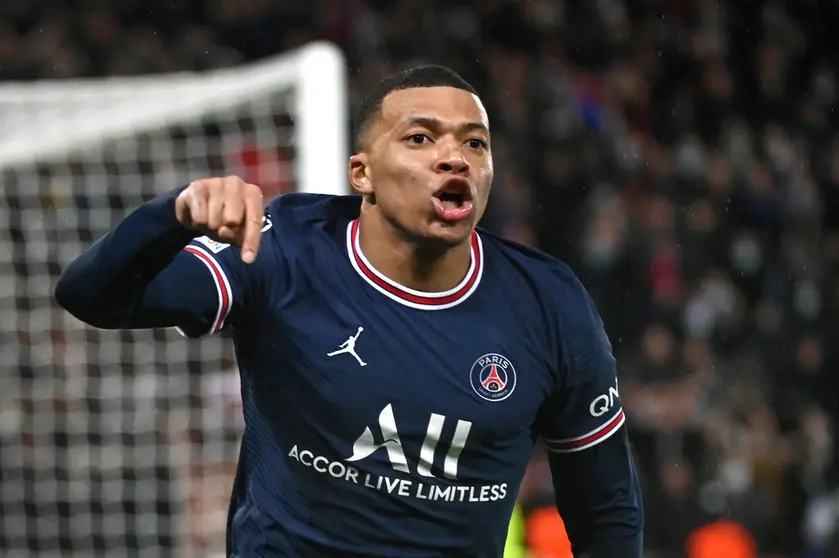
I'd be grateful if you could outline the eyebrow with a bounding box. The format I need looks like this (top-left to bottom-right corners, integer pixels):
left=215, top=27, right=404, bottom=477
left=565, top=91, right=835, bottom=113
left=403, top=116, right=489, bottom=135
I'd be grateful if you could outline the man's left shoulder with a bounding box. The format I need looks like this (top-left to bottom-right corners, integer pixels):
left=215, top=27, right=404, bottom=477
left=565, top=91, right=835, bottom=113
left=480, top=231, right=609, bottom=365
left=479, top=230, right=592, bottom=312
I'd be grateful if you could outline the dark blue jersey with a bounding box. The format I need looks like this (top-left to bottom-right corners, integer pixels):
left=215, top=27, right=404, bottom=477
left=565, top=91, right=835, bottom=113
left=55, top=189, right=643, bottom=558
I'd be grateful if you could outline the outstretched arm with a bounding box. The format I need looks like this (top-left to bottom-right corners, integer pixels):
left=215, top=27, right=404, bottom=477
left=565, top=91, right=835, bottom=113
left=537, top=284, right=643, bottom=557
left=54, top=176, right=265, bottom=336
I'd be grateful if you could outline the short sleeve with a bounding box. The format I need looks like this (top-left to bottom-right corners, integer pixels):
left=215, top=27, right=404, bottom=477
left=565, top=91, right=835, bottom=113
left=175, top=213, right=274, bottom=338
left=173, top=238, right=240, bottom=337
left=536, top=277, right=625, bottom=453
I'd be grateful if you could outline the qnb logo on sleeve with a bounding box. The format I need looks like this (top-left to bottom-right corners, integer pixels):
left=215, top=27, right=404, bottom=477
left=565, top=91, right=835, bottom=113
left=589, top=379, right=620, bottom=418
left=287, top=403, right=508, bottom=504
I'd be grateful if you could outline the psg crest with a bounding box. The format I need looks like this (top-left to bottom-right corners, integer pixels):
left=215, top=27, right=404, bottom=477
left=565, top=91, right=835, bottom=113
left=470, top=353, right=516, bottom=402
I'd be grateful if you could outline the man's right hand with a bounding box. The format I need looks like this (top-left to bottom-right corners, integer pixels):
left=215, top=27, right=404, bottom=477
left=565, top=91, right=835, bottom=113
left=175, top=176, right=264, bottom=263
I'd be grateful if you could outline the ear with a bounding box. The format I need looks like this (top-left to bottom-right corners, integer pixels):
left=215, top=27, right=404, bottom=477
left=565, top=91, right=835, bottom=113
left=349, top=153, right=373, bottom=196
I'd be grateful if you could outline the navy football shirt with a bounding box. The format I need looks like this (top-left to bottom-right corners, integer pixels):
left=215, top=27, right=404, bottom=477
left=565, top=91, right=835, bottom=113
left=55, top=190, right=642, bottom=557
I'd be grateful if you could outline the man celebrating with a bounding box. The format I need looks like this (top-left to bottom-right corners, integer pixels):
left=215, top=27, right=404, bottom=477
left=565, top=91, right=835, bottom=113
left=56, top=65, right=643, bottom=557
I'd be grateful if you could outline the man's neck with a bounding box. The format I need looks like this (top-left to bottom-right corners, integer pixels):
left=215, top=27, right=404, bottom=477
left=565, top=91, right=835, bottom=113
left=357, top=211, right=472, bottom=293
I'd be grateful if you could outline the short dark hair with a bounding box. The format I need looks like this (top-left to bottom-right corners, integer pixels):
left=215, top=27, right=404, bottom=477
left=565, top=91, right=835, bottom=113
left=354, top=65, right=478, bottom=152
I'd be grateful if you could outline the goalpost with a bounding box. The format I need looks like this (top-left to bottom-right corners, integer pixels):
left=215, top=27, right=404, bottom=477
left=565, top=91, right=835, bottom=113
left=0, top=42, right=348, bottom=558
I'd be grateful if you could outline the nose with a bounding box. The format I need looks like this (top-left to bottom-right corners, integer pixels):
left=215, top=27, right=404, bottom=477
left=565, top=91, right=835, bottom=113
left=435, top=144, right=470, bottom=175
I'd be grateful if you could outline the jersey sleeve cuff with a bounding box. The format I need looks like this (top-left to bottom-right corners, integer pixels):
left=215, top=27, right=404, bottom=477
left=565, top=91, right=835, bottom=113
left=181, top=244, right=234, bottom=336
left=543, top=408, right=625, bottom=454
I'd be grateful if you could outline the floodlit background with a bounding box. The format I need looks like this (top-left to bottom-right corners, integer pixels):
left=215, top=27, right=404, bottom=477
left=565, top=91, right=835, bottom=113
left=2, top=1, right=839, bottom=557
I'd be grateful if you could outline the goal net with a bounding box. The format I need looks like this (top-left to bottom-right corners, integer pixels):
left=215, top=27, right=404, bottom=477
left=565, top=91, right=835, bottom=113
left=0, top=42, right=347, bottom=558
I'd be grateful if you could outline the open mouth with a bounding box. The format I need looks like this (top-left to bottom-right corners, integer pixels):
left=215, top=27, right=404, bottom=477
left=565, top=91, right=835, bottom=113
left=436, top=190, right=468, bottom=210
left=432, top=179, right=474, bottom=221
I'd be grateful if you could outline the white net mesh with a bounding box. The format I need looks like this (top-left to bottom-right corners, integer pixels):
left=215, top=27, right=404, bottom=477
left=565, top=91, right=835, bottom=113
left=0, top=42, right=347, bottom=558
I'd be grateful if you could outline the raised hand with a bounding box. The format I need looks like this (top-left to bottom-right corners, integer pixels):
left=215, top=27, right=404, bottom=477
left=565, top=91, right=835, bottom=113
left=175, top=176, right=264, bottom=263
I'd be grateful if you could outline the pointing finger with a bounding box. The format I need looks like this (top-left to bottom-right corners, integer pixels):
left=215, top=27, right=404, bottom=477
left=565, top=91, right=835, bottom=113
left=240, top=186, right=264, bottom=263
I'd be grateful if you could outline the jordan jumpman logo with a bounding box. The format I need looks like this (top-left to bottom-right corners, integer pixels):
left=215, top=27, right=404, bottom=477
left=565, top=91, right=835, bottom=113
left=326, top=326, right=367, bottom=367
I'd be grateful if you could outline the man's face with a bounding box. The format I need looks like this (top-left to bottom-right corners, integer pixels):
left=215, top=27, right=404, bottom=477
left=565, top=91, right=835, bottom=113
left=352, top=86, right=494, bottom=247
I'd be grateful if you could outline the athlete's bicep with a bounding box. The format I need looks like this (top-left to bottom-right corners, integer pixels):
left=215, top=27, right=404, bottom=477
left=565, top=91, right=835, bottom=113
left=536, top=296, right=624, bottom=452
left=536, top=273, right=642, bottom=555
left=96, top=243, right=229, bottom=336
left=173, top=212, right=281, bottom=337
left=163, top=237, right=248, bottom=338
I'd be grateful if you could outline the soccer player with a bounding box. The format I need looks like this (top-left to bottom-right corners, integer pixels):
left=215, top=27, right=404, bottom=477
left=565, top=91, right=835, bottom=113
left=55, top=66, right=643, bottom=557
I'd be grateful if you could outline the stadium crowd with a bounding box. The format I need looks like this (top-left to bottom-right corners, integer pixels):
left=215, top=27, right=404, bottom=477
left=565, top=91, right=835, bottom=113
left=3, top=0, right=839, bottom=557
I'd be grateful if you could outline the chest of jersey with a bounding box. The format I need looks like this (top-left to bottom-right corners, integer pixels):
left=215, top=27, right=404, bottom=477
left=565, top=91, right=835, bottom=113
left=245, top=277, right=554, bottom=488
